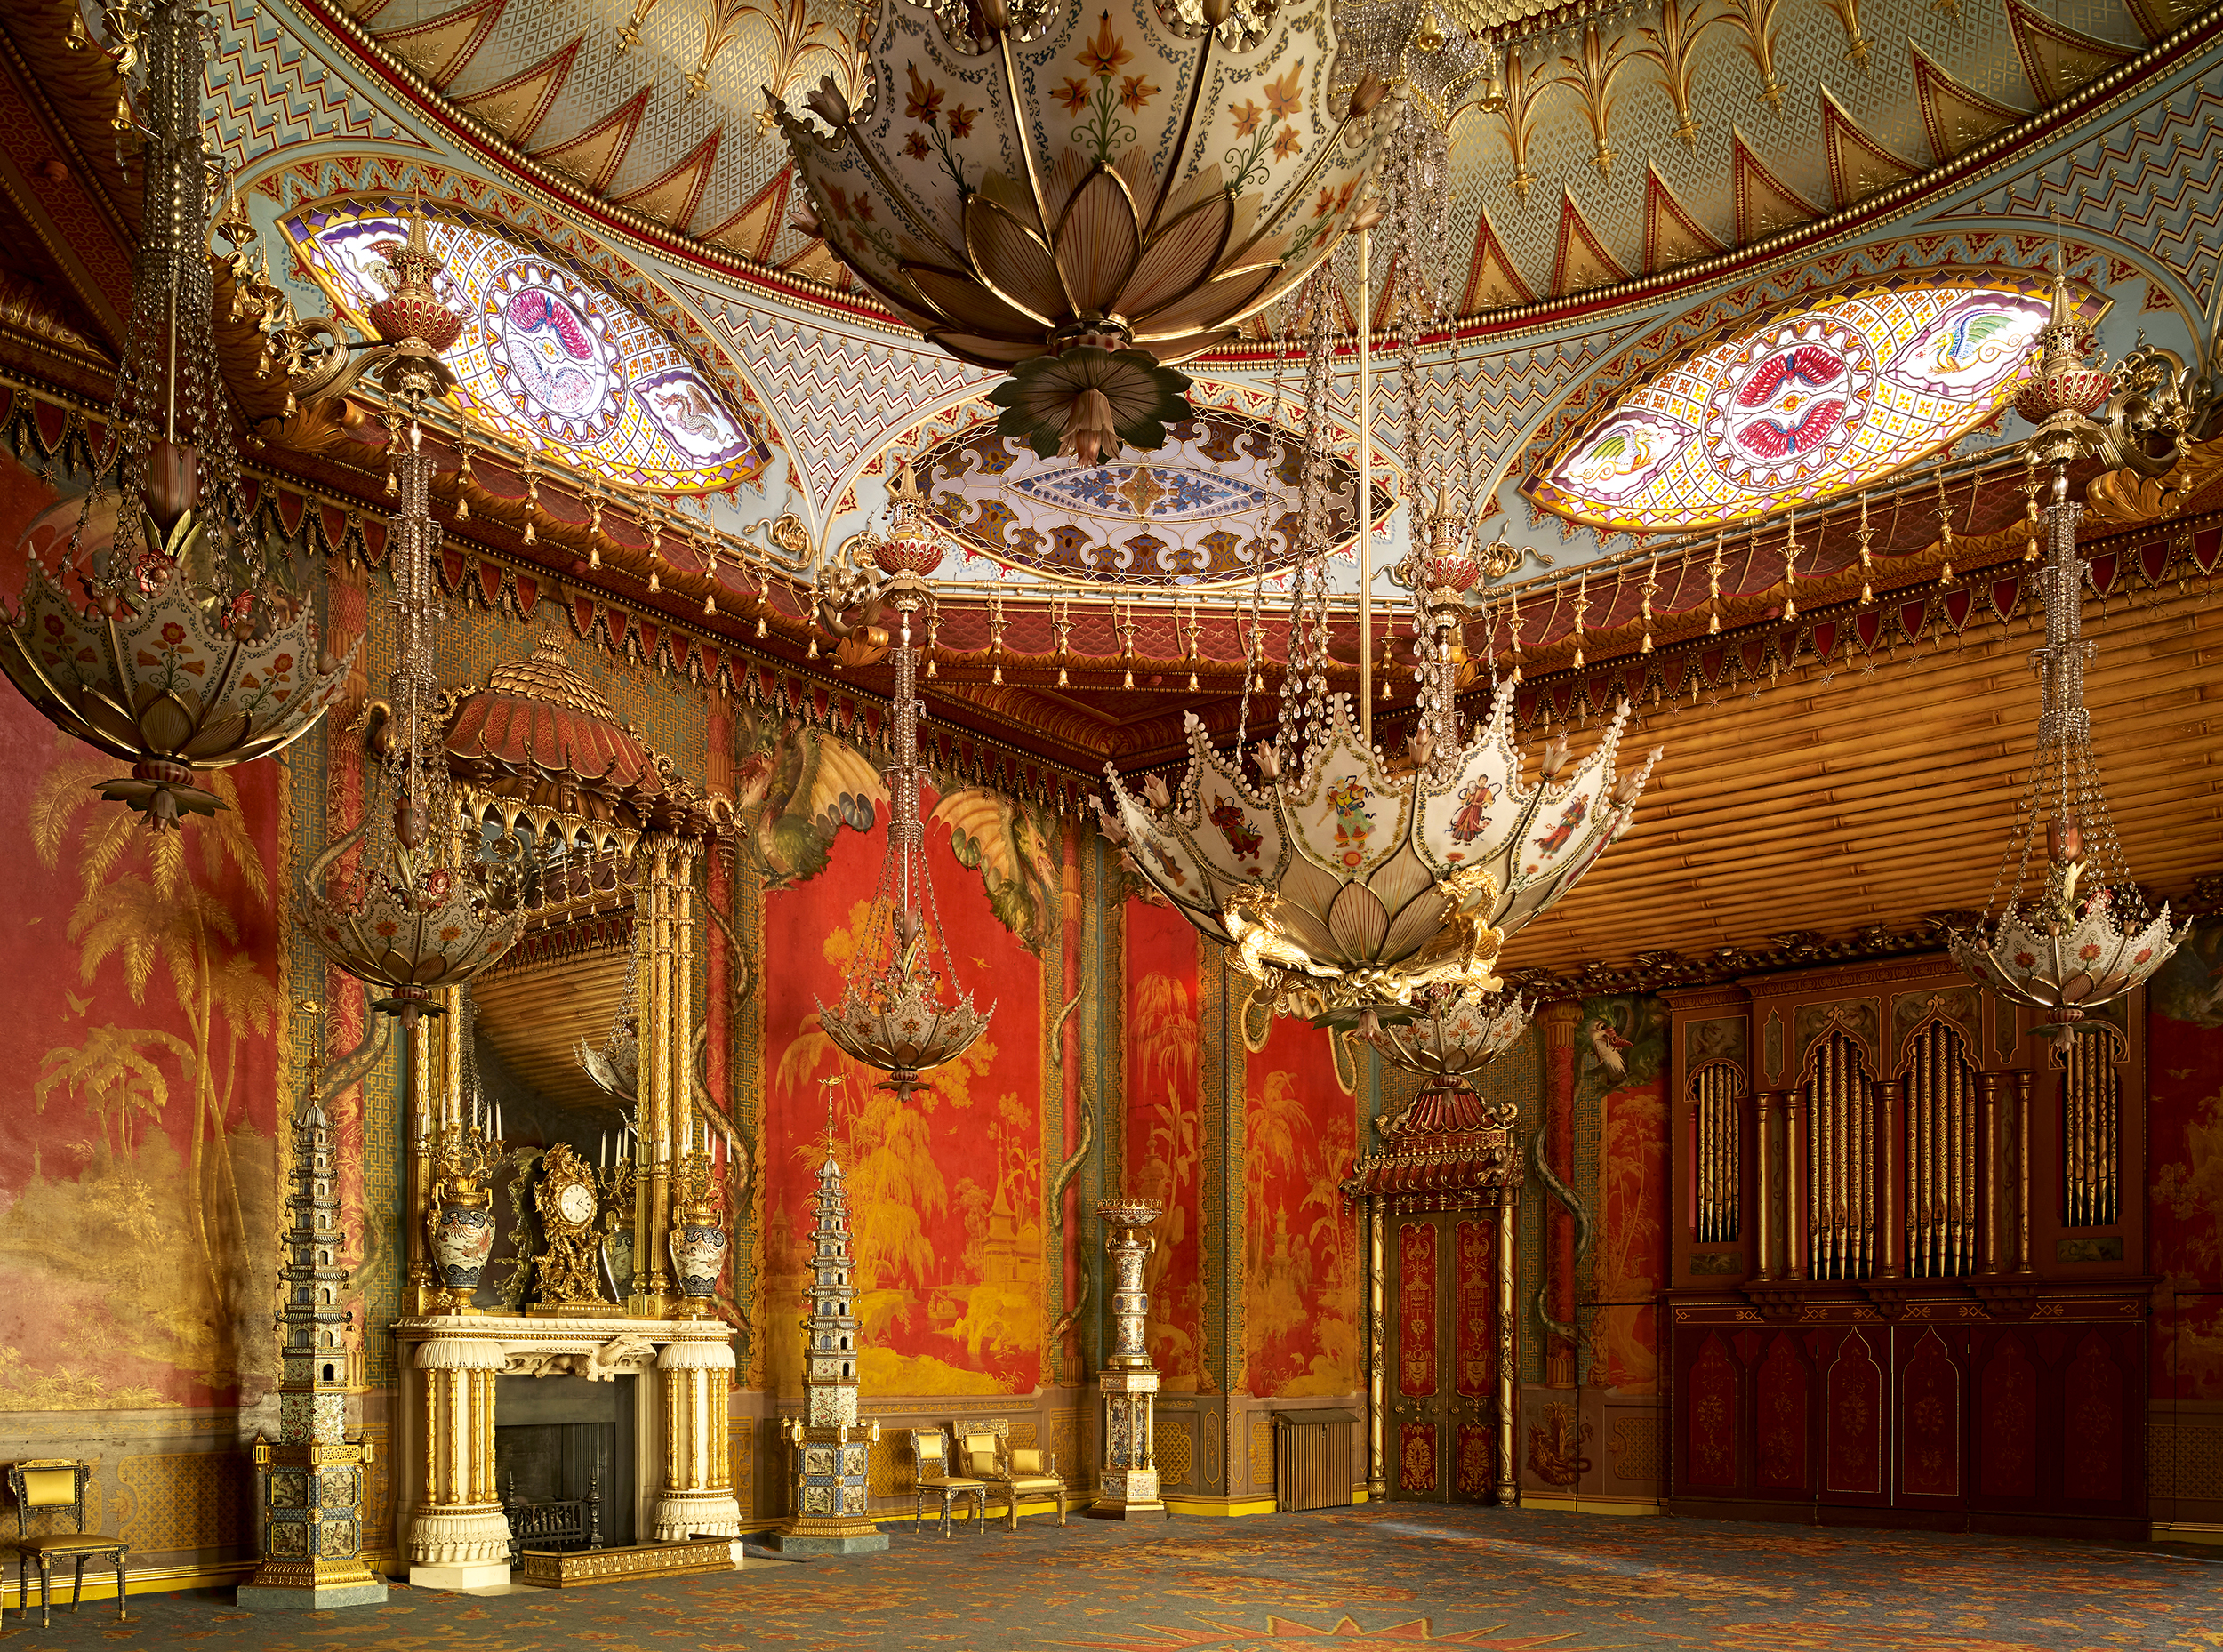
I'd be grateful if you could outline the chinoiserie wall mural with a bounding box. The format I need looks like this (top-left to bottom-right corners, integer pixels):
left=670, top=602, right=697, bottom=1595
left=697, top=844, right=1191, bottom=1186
left=1123, top=895, right=1207, bottom=1394
left=2150, top=918, right=2223, bottom=1398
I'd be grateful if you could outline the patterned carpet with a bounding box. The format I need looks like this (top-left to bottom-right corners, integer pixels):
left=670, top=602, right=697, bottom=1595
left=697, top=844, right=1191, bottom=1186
left=4, top=1504, right=2220, bottom=1652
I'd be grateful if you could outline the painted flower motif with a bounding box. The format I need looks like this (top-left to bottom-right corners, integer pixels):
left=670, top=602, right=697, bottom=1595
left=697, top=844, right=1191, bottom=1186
left=2078, top=942, right=2103, bottom=961
left=1272, top=124, right=1301, bottom=161
left=903, top=131, right=932, bottom=159
left=1231, top=97, right=1263, bottom=138
left=161, top=622, right=187, bottom=646
left=2014, top=950, right=2037, bottom=968
left=272, top=653, right=293, bottom=676
left=826, top=187, right=852, bottom=221
left=1076, top=12, right=1132, bottom=77
left=948, top=101, right=979, bottom=138
left=42, top=614, right=63, bottom=637
left=854, top=194, right=876, bottom=223
left=1119, top=73, right=1159, bottom=112
left=1264, top=60, right=1304, bottom=122
left=904, top=62, right=945, bottom=124
left=1055, top=76, right=1092, bottom=113
left=374, top=919, right=398, bottom=939
left=1312, top=180, right=1356, bottom=219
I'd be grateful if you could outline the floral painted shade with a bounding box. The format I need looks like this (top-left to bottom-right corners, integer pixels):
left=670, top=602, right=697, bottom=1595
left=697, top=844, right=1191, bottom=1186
left=1522, top=272, right=2099, bottom=534
left=774, top=0, right=1390, bottom=459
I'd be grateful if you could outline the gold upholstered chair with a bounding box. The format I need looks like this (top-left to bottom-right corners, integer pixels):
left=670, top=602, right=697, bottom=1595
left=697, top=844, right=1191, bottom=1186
left=6, top=1461, right=126, bottom=1627
left=905, top=1428, right=987, bottom=1536
left=955, top=1418, right=1066, bottom=1531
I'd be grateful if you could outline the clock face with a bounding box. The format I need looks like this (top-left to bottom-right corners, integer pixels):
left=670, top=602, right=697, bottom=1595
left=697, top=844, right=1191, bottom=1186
left=556, top=1181, right=598, bottom=1226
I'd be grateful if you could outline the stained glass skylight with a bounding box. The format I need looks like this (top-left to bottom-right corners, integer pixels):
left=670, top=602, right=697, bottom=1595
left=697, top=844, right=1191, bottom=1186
left=282, top=198, right=772, bottom=495
left=1522, top=273, right=2086, bottom=535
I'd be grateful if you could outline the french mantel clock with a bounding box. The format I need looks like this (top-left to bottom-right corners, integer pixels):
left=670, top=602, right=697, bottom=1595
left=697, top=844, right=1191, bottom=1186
left=532, top=1142, right=612, bottom=1315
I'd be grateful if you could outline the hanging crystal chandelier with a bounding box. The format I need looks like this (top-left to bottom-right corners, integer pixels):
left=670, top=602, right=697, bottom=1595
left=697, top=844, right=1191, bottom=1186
left=771, top=0, right=1399, bottom=463
left=296, top=204, right=524, bottom=1030
left=0, top=0, right=350, bottom=828
left=815, top=469, right=991, bottom=1100
left=1105, top=90, right=1657, bottom=1024
left=1946, top=267, right=2188, bottom=1022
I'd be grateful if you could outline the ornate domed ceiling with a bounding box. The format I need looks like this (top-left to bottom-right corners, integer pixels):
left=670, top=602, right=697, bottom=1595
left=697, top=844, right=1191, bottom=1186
left=305, top=0, right=2167, bottom=313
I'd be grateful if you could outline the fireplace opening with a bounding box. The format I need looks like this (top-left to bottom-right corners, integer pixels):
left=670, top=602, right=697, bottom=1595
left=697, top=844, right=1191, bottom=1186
left=494, top=1372, right=637, bottom=1554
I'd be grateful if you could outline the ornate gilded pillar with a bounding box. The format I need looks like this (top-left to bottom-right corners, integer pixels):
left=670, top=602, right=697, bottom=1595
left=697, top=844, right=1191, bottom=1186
left=1365, top=1196, right=1386, bottom=1500
left=2010, top=1070, right=2034, bottom=1273
left=407, top=1336, right=509, bottom=1589
left=1784, top=1085, right=1809, bottom=1281
left=653, top=1338, right=742, bottom=1544
left=1873, top=1079, right=1905, bottom=1280
left=1977, top=1071, right=2009, bottom=1274
left=405, top=998, right=443, bottom=1314
left=1495, top=1197, right=1519, bottom=1506
left=1754, top=1088, right=1783, bottom=1280
left=1093, top=1199, right=1166, bottom=1518
left=1538, top=1002, right=1583, bottom=1386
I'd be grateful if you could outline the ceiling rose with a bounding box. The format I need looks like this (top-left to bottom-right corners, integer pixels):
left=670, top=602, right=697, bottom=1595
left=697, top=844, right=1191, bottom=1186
left=907, top=404, right=1385, bottom=587
left=772, top=0, right=1396, bottom=463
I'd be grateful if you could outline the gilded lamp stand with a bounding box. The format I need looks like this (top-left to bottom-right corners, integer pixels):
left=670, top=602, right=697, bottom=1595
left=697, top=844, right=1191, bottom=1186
left=1091, top=1199, right=1167, bottom=1519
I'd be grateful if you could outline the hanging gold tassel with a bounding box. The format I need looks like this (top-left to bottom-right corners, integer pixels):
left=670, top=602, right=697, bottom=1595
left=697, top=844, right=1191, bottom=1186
left=1858, top=493, right=1874, bottom=602
left=1781, top=510, right=1800, bottom=622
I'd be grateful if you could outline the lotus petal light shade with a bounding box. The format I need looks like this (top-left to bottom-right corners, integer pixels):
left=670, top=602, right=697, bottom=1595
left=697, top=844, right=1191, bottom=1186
left=0, top=508, right=352, bottom=828
left=1106, top=694, right=1657, bottom=1020
left=772, top=0, right=1391, bottom=459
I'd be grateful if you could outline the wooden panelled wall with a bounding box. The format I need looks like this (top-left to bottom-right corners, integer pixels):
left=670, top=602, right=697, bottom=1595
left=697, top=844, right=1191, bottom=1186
left=1664, top=956, right=2148, bottom=1536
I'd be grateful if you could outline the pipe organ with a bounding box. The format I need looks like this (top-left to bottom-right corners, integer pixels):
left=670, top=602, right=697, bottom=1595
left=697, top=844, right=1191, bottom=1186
left=1665, top=956, right=2147, bottom=1537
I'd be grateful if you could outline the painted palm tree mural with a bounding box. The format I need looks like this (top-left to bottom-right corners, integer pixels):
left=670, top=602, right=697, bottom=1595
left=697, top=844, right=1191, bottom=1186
left=1244, top=1023, right=1359, bottom=1397
left=1125, top=902, right=1205, bottom=1391
left=0, top=730, right=281, bottom=1409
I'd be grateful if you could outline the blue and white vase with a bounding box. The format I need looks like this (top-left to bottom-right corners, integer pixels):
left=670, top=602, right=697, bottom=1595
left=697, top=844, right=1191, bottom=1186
left=429, top=1191, right=496, bottom=1309
left=668, top=1203, right=727, bottom=1312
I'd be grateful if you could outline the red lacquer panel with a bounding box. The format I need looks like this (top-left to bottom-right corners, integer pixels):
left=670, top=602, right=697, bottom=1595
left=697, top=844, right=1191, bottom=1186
left=1454, top=1218, right=1494, bottom=1398
left=1825, top=1331, right=1883, bottom=1495
left=1398, top=1221, right=1439, bottom=1398
left=1398, top=1423, right=1438, bottom=1492
left=1595, top=1064, right=1668, bottom=1393
left=1900, top=1330, right=1961, bottom=1499
left=1243, top=1006, right=1357, bottom=1396
left=1978, top=1334, right=2038, bottom=1500
left=1456, top=1424, right=1494, bottom=1496
left=1124, top=896, right=1204, bottom=1390
left=2147, top=921, right=2223, bottom=1399
left=2063, top=1330, right=2124, bottom=1504
left=762, top=781, right=1045, bottom=1399
left=1755, top=1334, right=1808, bottom=1489
left=0, top=454, right=286, bottom=1412
left=1686, top=1334, right=1737, bottom=1487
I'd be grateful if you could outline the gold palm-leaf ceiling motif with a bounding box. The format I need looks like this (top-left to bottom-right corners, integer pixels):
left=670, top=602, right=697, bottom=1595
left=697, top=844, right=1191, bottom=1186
left=325, top=0, right=2163, bottom=315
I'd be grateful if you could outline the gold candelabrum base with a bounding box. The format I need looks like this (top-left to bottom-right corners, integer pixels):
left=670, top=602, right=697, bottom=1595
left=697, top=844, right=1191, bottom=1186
left=1095, top=1199, right=1167, bottom=1517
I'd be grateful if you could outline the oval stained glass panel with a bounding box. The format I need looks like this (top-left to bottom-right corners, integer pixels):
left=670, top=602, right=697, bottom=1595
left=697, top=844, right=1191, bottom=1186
left=282, top=198, right=772, bottom=495
left=1521, top=272, right=2083, bottom=534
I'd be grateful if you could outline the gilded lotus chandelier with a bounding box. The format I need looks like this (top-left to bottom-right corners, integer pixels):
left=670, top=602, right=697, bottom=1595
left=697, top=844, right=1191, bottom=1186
left=1946, top=265, right=2197, bottom=1022
left=772, top=0, right=1396, bottom=463
left=1, top=0, right=350, bottom=829
left=816, top=493, right=990, bottom=1098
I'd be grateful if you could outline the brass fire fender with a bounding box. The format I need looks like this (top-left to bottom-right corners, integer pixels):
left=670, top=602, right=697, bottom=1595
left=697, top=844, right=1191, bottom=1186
left=1351, top=1190, right=1518, bottom=1504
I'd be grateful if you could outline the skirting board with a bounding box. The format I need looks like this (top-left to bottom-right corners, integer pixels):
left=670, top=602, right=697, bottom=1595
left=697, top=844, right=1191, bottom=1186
left=1519, top=1495, right=1662, bottom=1517
left=1, top=1559, right=257, bottom=1607
left=2151, top=1523, right=2223, bottom=1546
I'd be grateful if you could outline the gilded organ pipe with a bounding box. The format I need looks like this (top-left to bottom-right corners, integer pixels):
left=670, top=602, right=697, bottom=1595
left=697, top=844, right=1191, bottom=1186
left=1693, top=1063, right=1744, bottom=1244
left=1805, top=1032, right=1874, bottom=1280
left=2062, top=1026, right=2122, bottom=1228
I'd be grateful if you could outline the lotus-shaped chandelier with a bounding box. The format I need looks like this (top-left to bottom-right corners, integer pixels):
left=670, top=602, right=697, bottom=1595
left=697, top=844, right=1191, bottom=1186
left=772, top=0, right=1396, bottom=463
left=1947, top=265, right=2190, bottom=1022
left=1, top=0, right=349, bottom=828
left=1349, top=985, right=1529, bottom=1088
left=296, top=205, right=524, bottom=1029
left=816, top=484, right=991, bottom=1100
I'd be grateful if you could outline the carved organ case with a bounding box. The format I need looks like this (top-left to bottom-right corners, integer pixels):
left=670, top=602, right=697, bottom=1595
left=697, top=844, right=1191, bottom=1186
left=1665, top=955, right=2147, bottom=1536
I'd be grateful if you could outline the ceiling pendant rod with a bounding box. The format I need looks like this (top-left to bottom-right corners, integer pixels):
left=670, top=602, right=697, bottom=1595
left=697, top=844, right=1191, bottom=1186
left=1358, top=221, right=1374, bottom=752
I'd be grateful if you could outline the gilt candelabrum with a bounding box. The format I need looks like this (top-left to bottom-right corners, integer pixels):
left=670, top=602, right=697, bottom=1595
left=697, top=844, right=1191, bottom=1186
left=817, top=477, right=990, bottom=1098
left=2, top=0, right=349, bottom=829
left=1092, top=1199, right=1166, bottom=1519
left=1947, top=265, right=2188, bottom=1020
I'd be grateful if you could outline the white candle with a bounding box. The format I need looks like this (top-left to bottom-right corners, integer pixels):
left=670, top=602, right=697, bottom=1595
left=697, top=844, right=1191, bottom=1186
left=600, top=1131, right=607, bottom=1167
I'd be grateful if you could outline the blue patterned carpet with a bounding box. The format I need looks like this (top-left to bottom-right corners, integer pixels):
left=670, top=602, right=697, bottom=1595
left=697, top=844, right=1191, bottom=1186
left=4, top=1504, right=2221, bottom=1651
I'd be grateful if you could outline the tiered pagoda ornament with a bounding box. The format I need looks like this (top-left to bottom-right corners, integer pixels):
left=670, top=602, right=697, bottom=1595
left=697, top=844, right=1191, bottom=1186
left=0, top=0, right=349, bottom=828
left=1091, top=1199, right=1167, bottom=1520
left=772, top=0, right=1399, bottom=462
left=295, top=204, right=525, bottom=1032
left=772, top=1107, right=888, bottom=1554
left=816, top=469, right=990, bottom=1099
left=1947, top=265, right=2191, bottom=1020
left=239, top=1022, right=394, bottom=1611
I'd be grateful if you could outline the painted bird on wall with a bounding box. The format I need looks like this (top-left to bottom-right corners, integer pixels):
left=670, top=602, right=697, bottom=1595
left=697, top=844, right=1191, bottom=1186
left=732, top=706, right=889, bottom=887
left=929, top=788, right=1058, bottom=954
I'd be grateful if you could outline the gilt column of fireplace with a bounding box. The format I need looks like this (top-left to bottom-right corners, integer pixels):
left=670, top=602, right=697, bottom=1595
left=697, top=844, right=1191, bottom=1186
left=409, top=1336, right=511, bottom=1589
left=653, top=1339, right=742, bottom=1544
